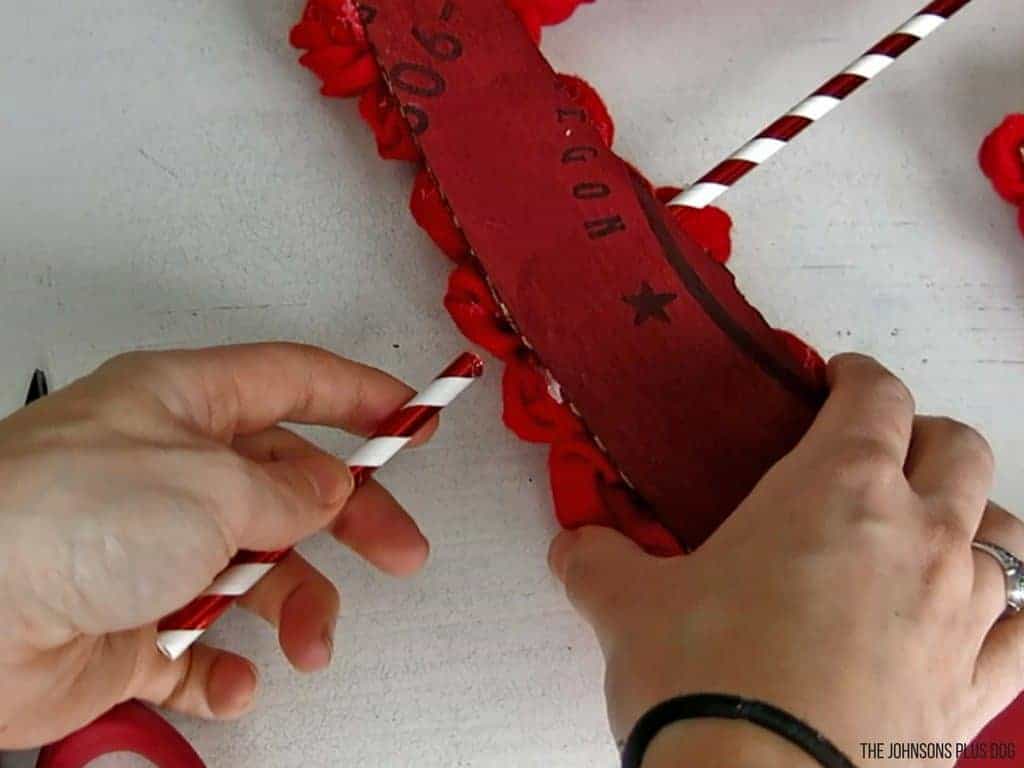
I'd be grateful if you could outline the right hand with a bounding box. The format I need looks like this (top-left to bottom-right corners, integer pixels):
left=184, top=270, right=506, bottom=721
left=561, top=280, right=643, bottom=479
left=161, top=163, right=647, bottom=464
left=550, top=354, right=1022, bottom=766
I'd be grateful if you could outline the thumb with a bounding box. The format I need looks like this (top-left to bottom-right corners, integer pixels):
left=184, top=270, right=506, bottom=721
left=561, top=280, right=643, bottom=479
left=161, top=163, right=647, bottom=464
left=548, top=525, right=655, bottom=637
left=228, top=451, right=354, bottom=552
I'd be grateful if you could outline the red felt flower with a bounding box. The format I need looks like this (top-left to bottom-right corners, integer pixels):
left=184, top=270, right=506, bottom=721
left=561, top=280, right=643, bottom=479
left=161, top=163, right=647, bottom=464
left=410, top=169, right=471, bottom=263
left=557, top=73, right=614, bottom=148
left=506, top=0, right=595, bottom=27
left=290, top=17, right=332, bottom=50
left=310, top=50, right=379, bottom=97
left=509, top=6, right=543, bottom=43
left=502, top=356, right=584, bottom=443
left=444, top=265, right=523, bottom=361
left=291, top=0, right=367, bottom=49
left=292, top=1, right=378, bottom=98
left=667, top=204, right=734, bottom=264
left=654, top=186, right=733, bottom=263
left=600, top=484, right=684, bottom=557
left=549, top=438, right=619, bottom=530
left=979, top=114, right=1024, bottom=205
left=549, top=438, right=683, bottom=556
left=358, top=83, right=421, bottom=161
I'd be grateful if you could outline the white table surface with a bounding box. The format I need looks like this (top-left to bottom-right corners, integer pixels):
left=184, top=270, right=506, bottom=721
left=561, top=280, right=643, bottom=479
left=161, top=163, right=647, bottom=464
left=2, top=0, right=1022, bottom=765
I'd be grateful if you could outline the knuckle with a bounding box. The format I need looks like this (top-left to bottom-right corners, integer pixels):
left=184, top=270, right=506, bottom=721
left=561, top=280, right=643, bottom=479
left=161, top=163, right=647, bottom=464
left=202, top=380, right=240, bottom=441
left=90, top=351, right=177, bottom=413
left=938, top=417, right=994, bottom=466
left=844, top=518, right=898, bottom=563
left=293, top=345, right=322, bottom=417
left=870, top=370, right=915, bottom=411
left=925, top=515, right=972, bottom=557
left=561, top=541, right=600, bottom=604
left=102, top=350, right=154, bottom=372
left=348, top=370, right=370, bottom=424
left=917, top=517, right=973, bottom=597
left=98, top=351, right=171, bottom=386
left=827, top=438, right=902, bottom=488
left=830, top=352, right=877, bottom=378
left=561, top=556, right=590, bottom=604
left=835, top=355, right=915, bottom=408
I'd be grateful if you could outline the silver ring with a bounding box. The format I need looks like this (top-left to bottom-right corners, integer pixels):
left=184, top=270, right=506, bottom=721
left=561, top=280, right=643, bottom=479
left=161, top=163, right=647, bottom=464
left=972, top=540, right=1024, bottom=616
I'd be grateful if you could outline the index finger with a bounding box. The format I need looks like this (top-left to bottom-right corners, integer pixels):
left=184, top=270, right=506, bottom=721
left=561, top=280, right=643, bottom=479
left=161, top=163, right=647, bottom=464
left=100, top=343, right=426, bottom=441
left=797, top=353, right=916, bottom=468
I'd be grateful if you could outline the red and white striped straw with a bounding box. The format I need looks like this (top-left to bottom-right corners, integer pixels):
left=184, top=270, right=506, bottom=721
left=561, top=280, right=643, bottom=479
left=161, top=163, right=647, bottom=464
left=156, top=352, right=484, bottom=660
left=670, top=0, right=973, bottom=210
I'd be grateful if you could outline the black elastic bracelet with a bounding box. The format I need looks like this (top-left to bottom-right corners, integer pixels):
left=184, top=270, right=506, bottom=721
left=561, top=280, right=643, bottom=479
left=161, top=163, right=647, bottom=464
left=620, top=693, right=856, bottom=768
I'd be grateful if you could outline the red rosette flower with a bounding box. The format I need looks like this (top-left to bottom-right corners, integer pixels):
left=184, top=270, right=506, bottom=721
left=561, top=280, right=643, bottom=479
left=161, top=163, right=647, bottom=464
left=506, top=0, right=595, bottom=28
left=655, top=186, right=733, bottom=264
left=599, top=483, right=683, bottom=557
left=548, top=438, right=619, bottom=530
left=291, top=0, right=368, bottom=49
left=670, top=205, right=733, bottom=264
left=549, top=438, right=682, bottom=556
left=557, top=73, right=614, bottom=148
left=410, top=169, right=471, bottom=263
left=358, top=83, right=421, bottom=161
left=509, top=7, right=543, bottom=43
left=291, top=0, right=379, bottom=98
left=502, top=355, right=584, bottom=443
left=979, top=114, right=1024, bottom=205
left=506, top=0, right=595, bottom=42
left=444, top=265, right=523, bottom=361
left=301, top=48, right=379, bottom=98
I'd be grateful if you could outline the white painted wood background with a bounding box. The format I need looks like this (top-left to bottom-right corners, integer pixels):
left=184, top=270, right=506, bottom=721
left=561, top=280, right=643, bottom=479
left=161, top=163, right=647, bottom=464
left=1, top=0, right=1021, bottom=765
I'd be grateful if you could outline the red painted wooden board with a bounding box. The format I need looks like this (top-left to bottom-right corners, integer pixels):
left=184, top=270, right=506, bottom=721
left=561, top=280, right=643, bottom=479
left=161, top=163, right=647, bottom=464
left=361, top=0, right=825, bottom=548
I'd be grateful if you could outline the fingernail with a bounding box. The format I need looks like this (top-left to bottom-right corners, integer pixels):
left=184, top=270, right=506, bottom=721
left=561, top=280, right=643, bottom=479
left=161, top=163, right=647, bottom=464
left=209, top=654, right=260, bottom=719
left=244, top=659, right=260, bottom=694
left=319, top=625, right=335, bottom=666
left=239, top=660, right=260, bottom=713
left=547, top=529, right=579, bottom=582
left=324, top=626, right=334, bottom=660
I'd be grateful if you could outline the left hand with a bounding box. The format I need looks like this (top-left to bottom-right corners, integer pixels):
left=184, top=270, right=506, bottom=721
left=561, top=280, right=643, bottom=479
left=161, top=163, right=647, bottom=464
left=0, top=344, right=436, bottom=748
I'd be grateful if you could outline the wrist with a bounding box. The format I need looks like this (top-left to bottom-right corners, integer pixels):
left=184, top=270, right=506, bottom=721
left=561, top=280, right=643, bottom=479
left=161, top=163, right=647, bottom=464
left=641, top=719, right=823, bottom=768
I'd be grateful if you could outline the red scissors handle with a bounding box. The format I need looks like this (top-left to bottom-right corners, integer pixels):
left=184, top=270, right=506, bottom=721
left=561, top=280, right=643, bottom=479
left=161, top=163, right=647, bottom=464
left=36, top=701, right=205, bottom=768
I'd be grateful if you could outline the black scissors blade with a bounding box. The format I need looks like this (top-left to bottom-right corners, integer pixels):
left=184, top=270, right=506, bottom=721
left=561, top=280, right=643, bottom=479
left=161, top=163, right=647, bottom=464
left=25, top=369, right=48, bottom=405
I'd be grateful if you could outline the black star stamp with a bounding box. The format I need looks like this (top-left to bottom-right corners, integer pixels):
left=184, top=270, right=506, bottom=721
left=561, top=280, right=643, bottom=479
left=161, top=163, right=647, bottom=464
left=623, top=281, right=677, bottom=325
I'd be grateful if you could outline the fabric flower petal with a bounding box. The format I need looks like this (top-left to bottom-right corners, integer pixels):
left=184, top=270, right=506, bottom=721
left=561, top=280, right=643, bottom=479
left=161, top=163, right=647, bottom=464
left=557, top=73, right=614, bottom=147
left=444, top=266, right=523, bottom=361
left=506, top=0, right=595, bottom=27
left=979, top=114, right=1024, bottom=205
left=548, top=438, right=619, bottom=529
left=667, top=203, right=733, bottom=264
left=600, top=484, right=684, bottom=558
left=410, top=170, right=472, bottom=262
left=359, top=84, right=421, bottom=161
left=502, top=356, right=584, bottom=443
